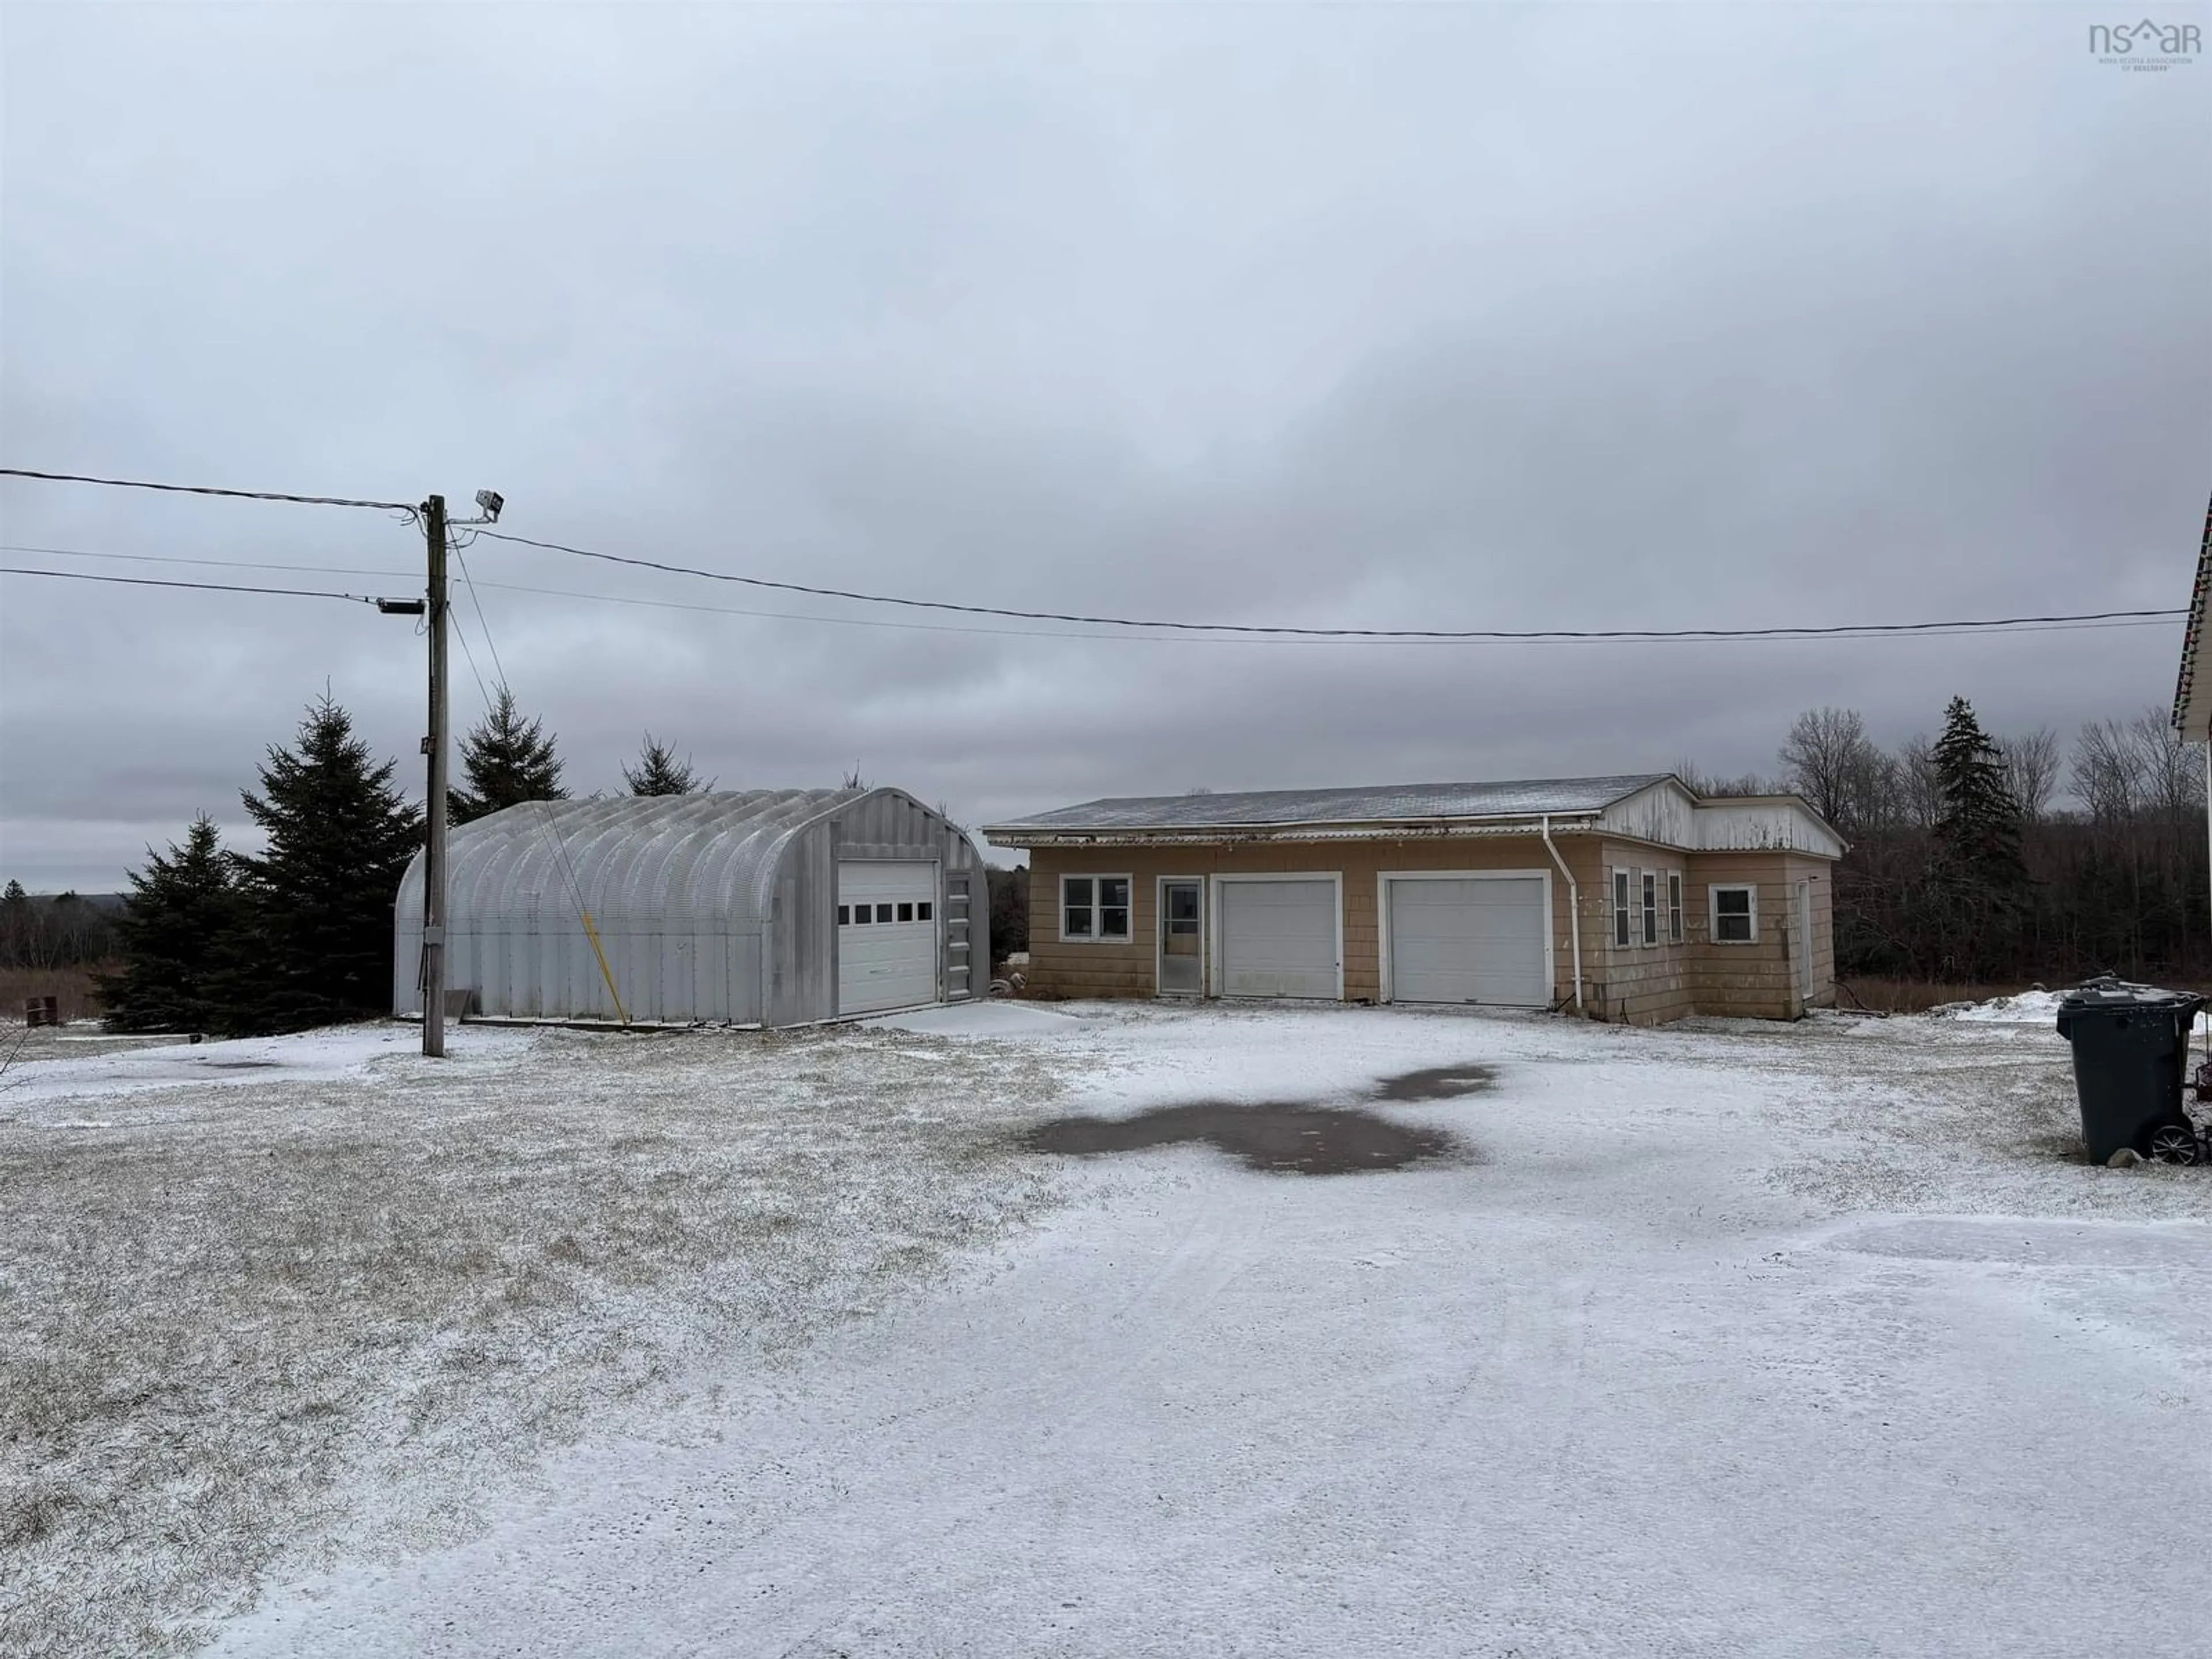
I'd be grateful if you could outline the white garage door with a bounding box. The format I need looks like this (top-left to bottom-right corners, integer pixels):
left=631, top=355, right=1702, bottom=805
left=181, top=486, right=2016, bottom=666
left=1217, top=879, right=1339, bottom=999
left=838, top=862, right=939, bottom=1016
left=1387, top=876, right=1549, bottom=1007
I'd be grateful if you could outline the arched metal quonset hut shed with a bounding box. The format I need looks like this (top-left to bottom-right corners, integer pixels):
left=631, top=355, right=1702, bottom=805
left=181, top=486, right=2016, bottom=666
left=392, top=789, right=987, bottom=1027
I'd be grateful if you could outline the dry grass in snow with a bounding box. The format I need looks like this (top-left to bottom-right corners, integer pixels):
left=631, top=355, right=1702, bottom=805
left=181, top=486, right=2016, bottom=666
left=0, top=1021, right=1077, bottom=1658
left=0, top=965, right=108, bottom=1025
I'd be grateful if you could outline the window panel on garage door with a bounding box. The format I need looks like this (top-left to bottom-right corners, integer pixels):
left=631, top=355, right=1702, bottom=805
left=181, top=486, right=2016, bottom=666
left=1387, top=876, right=1548, bottom=1006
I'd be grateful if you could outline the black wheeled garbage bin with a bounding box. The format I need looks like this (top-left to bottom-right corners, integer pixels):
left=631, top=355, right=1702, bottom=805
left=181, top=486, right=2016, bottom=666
left=2053, top=976, right=2206, bottom=1165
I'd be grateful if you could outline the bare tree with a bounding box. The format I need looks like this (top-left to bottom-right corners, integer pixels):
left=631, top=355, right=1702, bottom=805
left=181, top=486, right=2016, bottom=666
left=1776, top=706, right=1896, bottom=833
left=2128, top=707, right=2199, bottom=829
left=1853, top=749, right=1907, bottom=835
left=1776, top=707, right=1862, bottom=827
left=1998, top=727, right=2061, bottom=825
left=1675, top=759, right=1776, bottom=798
left=1893, top=734, right=1945, bottom=832
left=2071, top=719, right=2145, bottom=829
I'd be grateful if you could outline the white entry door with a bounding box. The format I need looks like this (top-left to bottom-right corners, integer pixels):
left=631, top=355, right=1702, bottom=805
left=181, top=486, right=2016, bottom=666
left=1386, top=875, right=1550, bottom=1006
left=1797, top=880, right=1813, bottom=996
left=837, top=862, right=939, bottom=1016
left=1216, top=878, right=1339, bottom=999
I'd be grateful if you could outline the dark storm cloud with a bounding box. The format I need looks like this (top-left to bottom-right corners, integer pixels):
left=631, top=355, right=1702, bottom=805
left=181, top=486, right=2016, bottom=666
left=3, top=4, right=2207, bottom=889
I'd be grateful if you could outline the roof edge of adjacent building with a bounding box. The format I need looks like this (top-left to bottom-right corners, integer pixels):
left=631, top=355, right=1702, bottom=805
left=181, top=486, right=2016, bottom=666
left=984, top=772, right=1844, bottom=856
left=2172, top=490, right=2212, bottom=737
left=981, top=772, right=1671, bottom=841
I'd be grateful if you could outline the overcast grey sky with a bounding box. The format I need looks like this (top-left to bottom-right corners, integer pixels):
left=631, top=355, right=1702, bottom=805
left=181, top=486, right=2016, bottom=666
left=3, top=3, right=2207, bottom=890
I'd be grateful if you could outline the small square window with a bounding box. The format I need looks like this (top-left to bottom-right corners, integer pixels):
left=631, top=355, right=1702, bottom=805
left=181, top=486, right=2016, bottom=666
left=897, top=902, right=914, bottom=922
left=1099, top=876, right=1130, bottom=940
left=1713, top=886, right=1756, bottom=944
left=853, top=906, right=872, bottom=925
left=837, top=904, right=850, bottom=925
left=876, top=903, right=894, bottom=923
left=1061, top=873, right=1132, bottom=942
left=916, top=901, right=933, bottom=922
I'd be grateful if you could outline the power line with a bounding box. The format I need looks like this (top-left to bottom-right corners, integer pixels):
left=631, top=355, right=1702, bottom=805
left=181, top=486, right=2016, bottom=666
left=0, top=471, right=2184, bottom=642
left=448, top=601, right=497, bottom=713
left=0, top=466, right=416, bottom=513
left=475, top=527, right=2188, bottom=642
left=0, top=543, right=416, bottom=583
left=450, top=534, right=509, bottom=691
left=433, top=565, right=601, bottom=993
left=2, top=543, right=2188, bottom=648
left=456, top=575, right=2183, bottom=647
left=0, top=565, right=389, bottom=605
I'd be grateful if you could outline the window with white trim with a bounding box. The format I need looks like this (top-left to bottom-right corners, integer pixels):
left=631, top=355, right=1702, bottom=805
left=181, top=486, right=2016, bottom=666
left=1641, top=872, right=1658, bottom=946
left=1061, top=874, right=1132, bottom=942
left=1611, top=869, right=1631, bottom=948
left=1711, top=884, right=1757, bottom=944
left=1668, top=873, right=1684, bottom=944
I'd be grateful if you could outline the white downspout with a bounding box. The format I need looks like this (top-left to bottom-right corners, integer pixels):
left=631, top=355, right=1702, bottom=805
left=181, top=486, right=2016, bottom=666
left=1540, top=814, right=1585, bottom=1013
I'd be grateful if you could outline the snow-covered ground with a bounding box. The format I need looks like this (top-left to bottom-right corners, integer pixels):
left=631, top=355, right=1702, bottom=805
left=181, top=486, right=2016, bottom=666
left=1945, top=988, right=2068, bottom=1024
left=6, top=1001, right=2211, bottom=1657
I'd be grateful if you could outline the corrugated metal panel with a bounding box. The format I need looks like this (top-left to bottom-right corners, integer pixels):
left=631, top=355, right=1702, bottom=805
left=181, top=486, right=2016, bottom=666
left=395, top=787, right=987, bottom=1025
left=1000, top=821, right=1631, bottom=849
left=986, top=774, right=1842, bottom=861
left=1597, top=780, right=1698, bottom=848
left=984, top=775, right=1669, bottom=839
left=1691, top=800, right=1846, bottom=858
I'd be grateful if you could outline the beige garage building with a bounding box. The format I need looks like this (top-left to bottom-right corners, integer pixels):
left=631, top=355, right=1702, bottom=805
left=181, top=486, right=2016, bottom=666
left=983, top=774, right=1842, bottom=1024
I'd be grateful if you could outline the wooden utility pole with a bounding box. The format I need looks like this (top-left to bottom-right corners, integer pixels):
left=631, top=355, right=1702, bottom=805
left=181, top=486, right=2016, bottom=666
left=421, top=493, right=450, bottom=1058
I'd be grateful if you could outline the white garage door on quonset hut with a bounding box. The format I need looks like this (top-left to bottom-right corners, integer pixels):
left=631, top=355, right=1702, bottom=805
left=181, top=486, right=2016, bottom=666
left=393, top=789, right=988, bottom=1027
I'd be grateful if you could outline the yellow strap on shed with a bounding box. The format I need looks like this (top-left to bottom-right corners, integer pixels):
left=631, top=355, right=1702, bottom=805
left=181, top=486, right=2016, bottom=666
left=579, top=910, right=630, bottom=1025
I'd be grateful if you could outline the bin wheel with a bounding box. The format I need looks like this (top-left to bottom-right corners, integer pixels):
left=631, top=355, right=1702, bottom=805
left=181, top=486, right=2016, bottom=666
left=2143, top=1122, right=2202, bottom=1166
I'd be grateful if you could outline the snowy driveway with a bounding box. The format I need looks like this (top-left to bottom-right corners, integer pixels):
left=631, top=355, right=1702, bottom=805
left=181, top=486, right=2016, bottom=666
left=9, top=1002, right=2212, bottom=1656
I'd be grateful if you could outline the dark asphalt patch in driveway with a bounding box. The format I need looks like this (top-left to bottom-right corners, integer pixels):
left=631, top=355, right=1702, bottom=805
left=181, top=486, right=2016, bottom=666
left=1022, top=1101, right=1467, bottom=1176
left=1371, top=1064, right=1496, bottom=1102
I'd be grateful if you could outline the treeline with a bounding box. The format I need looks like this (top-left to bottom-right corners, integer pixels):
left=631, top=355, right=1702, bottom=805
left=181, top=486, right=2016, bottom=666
left=1714, top=698, right=2210, bottom=986
left=0, top=885, right=122, bottom=969
left=73, top=691, right=730, bottom=1036
left=987, top=867, right=1029, bottom=960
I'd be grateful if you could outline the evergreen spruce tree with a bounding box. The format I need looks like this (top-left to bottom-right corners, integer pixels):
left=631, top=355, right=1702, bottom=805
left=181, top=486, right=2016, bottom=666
left=1927, top=696, right=2031, bottom=978
left=622, top=733, right=711, bottom=796
left=0, top=880, right=32, bottom=965
left=229, top=695, right=423, bottom=1033
left=97, top=815, right=249, bottom=1033
left=450, top=685, right=567, bottom=824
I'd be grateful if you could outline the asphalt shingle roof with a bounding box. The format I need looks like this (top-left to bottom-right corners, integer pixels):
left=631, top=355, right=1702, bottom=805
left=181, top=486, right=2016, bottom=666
left=986, top=774, right=1671, bottom=836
